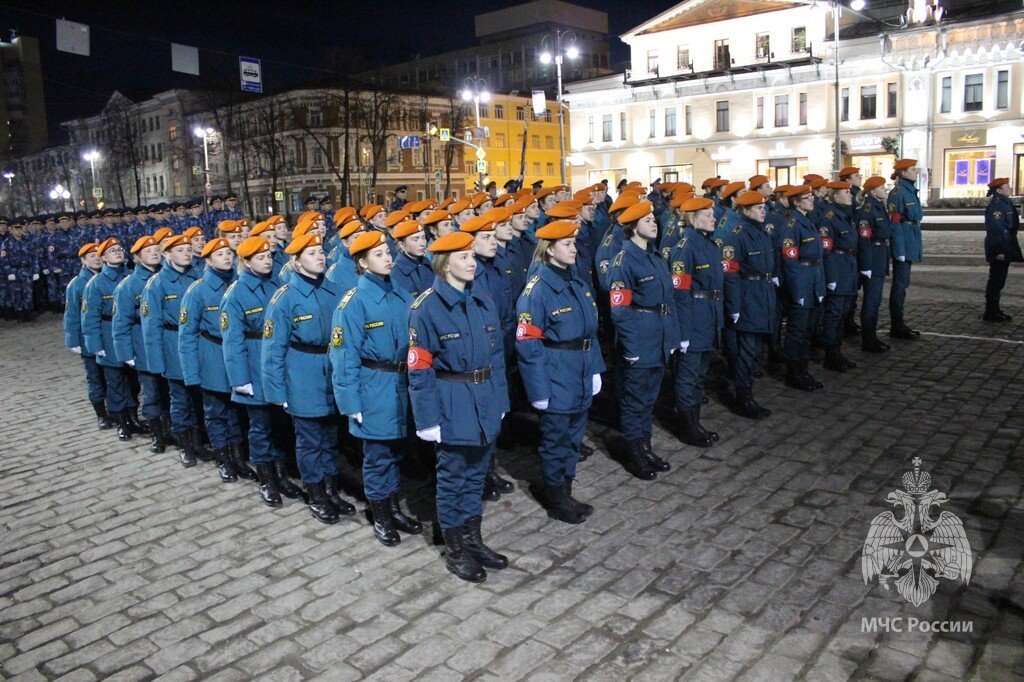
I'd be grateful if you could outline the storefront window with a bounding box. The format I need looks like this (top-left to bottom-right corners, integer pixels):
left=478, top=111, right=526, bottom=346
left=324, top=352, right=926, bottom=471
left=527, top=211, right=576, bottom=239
left=943, top=147, right=996, bottom=198
left=849, top=154, right=895, bottom=181
left=756, top=158, right=809, bottom=186
left=588, top=168, right=627, bottom=187
left=650, top=164, right=693, bottom=184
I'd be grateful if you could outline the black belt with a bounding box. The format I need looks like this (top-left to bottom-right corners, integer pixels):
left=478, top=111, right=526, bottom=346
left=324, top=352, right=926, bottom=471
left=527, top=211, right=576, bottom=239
left=200, top=330, right=222, bottom=345
left=740, top=272, right=772, bottom=282
left=361, top=358, right=408, bottom=373
left=869, top=239, right=887, bottom=246
left=100, top=314, right=113, bottom=321
left=691, top=290, right=722, bottom=300
left=797, top=259, right=821, bottom=266
left=436, top=366, right=493, bottom=383
left=244, top=330, right=263, bottom=340
left=290, top=341, right=327, bottom=354
left=162, top=323, right=178, bottom=332
left=630, top=303, right=671, bottom=315
left=542, top=338, right=592, bottom=351
left=831, top=248, right=854, bottom=255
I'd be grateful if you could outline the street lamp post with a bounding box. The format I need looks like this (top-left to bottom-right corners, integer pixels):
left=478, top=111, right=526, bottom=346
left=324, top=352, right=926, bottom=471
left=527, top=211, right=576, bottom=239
left=3, top=171, right=15, bottom=215
left=193, top=126, right=215, bottom=212
left=540, top=30, right=579, bottom=185
left=827, top=0, right=868, bottom=177
left=48, top=184, right=71, bottom=211
left=461, top=77, right=491, bottom=191
left=82, top=150, right=100, bottom=207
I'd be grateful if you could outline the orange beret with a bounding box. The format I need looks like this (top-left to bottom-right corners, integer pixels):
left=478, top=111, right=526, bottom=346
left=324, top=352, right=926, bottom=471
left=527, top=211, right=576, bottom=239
left=428, top=231, right=475, bottom=253
left=384, top=210, right=409, bottom=228
left=151, top=227, right=174, bottom=243
left=536, top=187, right=557, bottom=199
left=359, top=204, right=385, bottom=220
left=130, top=235, right=159, bottom=254
left=493, top=193, right=514, bottom=207
left=249, top=221, right=274, bottom=237
left=862, top=176, right=886, bottom=191
left=459, top=215, right=496, bottom=233
left=808, top=177, right=828, bottom=189
left=181, top=226, right=204, bottom=240
left=546, top=201, right=581, bottom=219
left=469, top=192, right=492, bottom=208
left=422, top=210, right=453, bottom=227
left=735, top=191, right=766, bottom=207
left=349, top=230, right=388, bottom=257
left=700, top=177, right=721, bottom=189
left=786, top=185, right=813, bottom=199
left=285, top=233, right=323, bottom=255
left=437, top=197, right=456, bottom=210
left=681, top=197, right=713, bottom=212
left=97, top=237, right=121, bottom=257
left=338, top=220, right=364, bottom=239
left=826, top=181, right=852, bottom=190
left=483, top=207, right=512, bottom=224
left=266, top=213, right=287, bottom=226
left=78, top=243, right=98, bottom=258
left=802, top=173, right=823, bottom=183
left=706, top=178, right=730, bottom=190
left=448, top=199, right=472, bottom=214
left=217, top=219, right=246, bottom=234
left=988, top=177, right=1010, bottom=189
left=838, top=166, right=860, bottom=177
left=513, top=189, right=534, bottom=200
left=392, top=219, right=424, bottom=240
left=333, top=207, right=356, bottom=226
left=201, top=237, right=232, bottom=258
left=572, top=189, right=595, bottom=205
left=674, top=182, right=695, bottom=194
left=670, top=191, right=696, bottom=209
left=609, top=194, right=639, bottom=214
left=406, top=199, right=435, bottom=214
left=748, top=175, right=770, bottom=190
left=237, top=236, right=271, bottom=259
left=894, top=159, right=917, bottom=172
left=508, top=200, right=529, bottom=215
left=721, top=181, right=746, bottom=200
left=774, top=185, right=792, bottom=195
left=535, top=220, right=579, bottom=240
left=163, top=234, right=190, bottom=251
left=292, top=221, right=318, bottom=239
left=618, top=200, right=653, bottom=224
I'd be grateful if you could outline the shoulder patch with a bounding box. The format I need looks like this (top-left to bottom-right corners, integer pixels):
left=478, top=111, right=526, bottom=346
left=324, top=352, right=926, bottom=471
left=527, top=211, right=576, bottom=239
left=179, top=306, right=188, bottom=325
left=411, top=288, right=434, bottom=310
left=220, top=311, right=229, bottom=331
left=612, top=251, right=624, bottom=267
left=732, top=225, right=742, bottom=234
left=141, top=300, right=149, bottom=317
left=337, top=287, right=357, bottom=310
left=523, top=275, right=541, bottom=296
left=330, top=325, right=344, bottom=347
left=263, top=319, right=274, bottom=339
left=269, top=285, right=289, bottom=306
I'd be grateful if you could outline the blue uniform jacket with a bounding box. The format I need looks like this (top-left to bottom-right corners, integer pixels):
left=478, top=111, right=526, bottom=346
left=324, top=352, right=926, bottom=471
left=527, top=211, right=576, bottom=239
left=261, top=274, right=342, bottom=417
left=112, top=264, right=158, bottom=371
left=64, top=268, right=98, bottom=353
left=272, top=248, right=288, bottom=280
left=179, top=266, right=235, bottom=392
left=607, top=239, right=680, bottom=367
left=780, top=211, right=826, bottom=308
left=330, top=273, right=412, bottom=439
left=984, top=194, right=1023, bottom=263
left=82, top=264, right=128, bottom=368
left=391, top=251, right=433, bottom=296
left=514, top=264, right=604, bottom=414
left=141, top=263, right=199, bottom=380
left=669, top=227, right=724, bottom=352
left=407, top=276, right=509, bottom=445
left=722, top=216, right=777, bottom=334
left=475, top=253, right=516, bottom=358
left=221, top=269, right=277, bottom=405
left=887, top=177, right=924, bottom=262
left=325, top=251, right=358, bottom=291
left=854, top=194, right=892, bottom=276
left=574, top=220, right=600, bottom=284
left=820, top=203, right=859, bottom=295
left=712, top=207, right=742, bottom=250
left=594, top=225, right=624, bottom=292
left=506, top=233, right=535, bottom=295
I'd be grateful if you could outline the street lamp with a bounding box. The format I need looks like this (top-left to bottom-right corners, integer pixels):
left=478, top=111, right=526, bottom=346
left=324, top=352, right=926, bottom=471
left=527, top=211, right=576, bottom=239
left=3, top=171, right=14, bottom=215
left=49, top=183, right=71, bottom=210
left=818, top=0, right=869, bottom=176
left=539, top=30, right=579, bottom=185
left=193, top=126, right=215, bottom=209
left=461, top=77, right=490, bottom=191
left=82, top=150, right=100, bottom=206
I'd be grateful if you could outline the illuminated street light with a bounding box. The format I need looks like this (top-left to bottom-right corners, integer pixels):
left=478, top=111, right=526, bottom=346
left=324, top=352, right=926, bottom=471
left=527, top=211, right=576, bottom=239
left=461, top=77, right=491, bottom=190
left=82, top=150, right=101, bottom=207
left=193, top=126, right=216, bottom=205
left=539, top=30, right=580, bottom=184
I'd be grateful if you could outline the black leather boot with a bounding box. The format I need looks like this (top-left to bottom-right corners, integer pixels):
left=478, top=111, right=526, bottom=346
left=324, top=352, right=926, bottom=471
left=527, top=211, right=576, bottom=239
left=823, top=345, right=846, bottom=372
left=323, top=476, right=356, bottom=515
left=732, top=387, right=766, bottom=418
left=272, top=460, right=302, bottom=499
left=861, top=334, right=889, bottom=353
left=442, top=526, right=486, bottom=582
left=214, top=448, right=238, bottom=483
left=679, top=408, right=715, bottom=447
left=785, top=362, right=815, bottom=391
left=92, top=402, right=114, bottom=430
left=255, top=464, right=282, bottom=507
left=160, top=414, right=177, bottom=446
left=116, top=411, right=133, bottom=441
left=641, top=435, right=670, bottom=472
left=563, top=480, right=594, bottom=518
left=125, top=411, right=151, bottom=434
left=369, top=499, right=401, bottom=546
left=177, top=431, right=197, bottom=468
left=482, top=476, right=501, bottom=502
left=843, top=319, right=860, bottom=338
left=693, top=405, right=719, bottom=442
left=228, top=444, right=258, bottom=481
left=545, top=484, right=587, bottom=524
left=190, top=428, right=213, bottom=462
left=307, top=481, right=339, bottom=525
left=578, top=443, right=593, bottom=462
left=803, top=361, right=824, bottom=389
left=485, top=459, right=514, bottom=494
left=622, top=439, right=656, bottom=481
left=837, top=341, right=857, bottom=369
left=889, top=319, right=920, bottom=339
left=389, top=494, right=423, bottom=534
left=150, top=416, right=167, bottom=454
left=461, top=516, right=508, bottom=568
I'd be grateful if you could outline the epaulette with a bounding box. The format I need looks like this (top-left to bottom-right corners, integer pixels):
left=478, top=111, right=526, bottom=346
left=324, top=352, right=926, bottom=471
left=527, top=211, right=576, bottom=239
left=269, top=285, right=289, bottom=306
left=612, top=251, right=624, bottom=267
left=523, top=275, right=540, bottom=296
left=787, top=218, right=796, bottom=228
left=825, top=210, right=834, bottom=218
left=224, top=281, right=238, bottom=297
left=732, top=225, right=742, bottom=234
left=185, top=280, right=202, bottom=296
left=411, top=288, right=434, bottom=310
left=337, top=287, right=356, bottom=310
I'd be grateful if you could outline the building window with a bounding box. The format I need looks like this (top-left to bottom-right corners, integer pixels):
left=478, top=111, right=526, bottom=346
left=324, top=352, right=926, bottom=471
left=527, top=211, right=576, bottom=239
left=756, top=97, right=764, bottom=129
left=478, top=105, right=489, bottom=118
left=685, top=106, right=692, bottom=135
left=308, top=107, right=322, bottom=126
left=545, top=135, right=554, bottom=149
left=714, top=40, right=730, bottom=70
left=716, top=101, right=729, bottom=132
left=792, top=27, right=807, bottom=52
left=676, top=45, right=690, bottom=70
left=963, top=74, right=984, bottom=111
left=841, top=88, right=849, bottom=121
left=495, top=132, right=506, bottom=147
left=532, top=162, right=541, bottom=175
left=313, top=148, right=323, bottom=166
left=494, top=104, right=504, bottom=119
left=602, top=114, right=613, bottom=142
left=516, top=106, right=525, bottom=120
left=940, top=76, right=952, bottom=113
left=620, top=112, right=627, bottom=140
left=755, top=33, right=770, bottom=59
left=173, top=181, right=181, bottom=196
left=665, top=108, right=677, bottom=136
left=887, top=82, right=898, bottom=117
left=775, top=94, right=789, bottom=127
left=159, top=175, right=165, bottom=193
left=860, top=85, right=877, bottom=119
left=530, top=134, right=540, bottom=149
left=168, top=124, right=178, bottom=141
left=799, top=92, right=808, bottom=125
left=647, top=50, right=659, bottom=75
left=546, top=162, right=555, bottom=176
left=588, top=116, right=594, bottom=143
left=649, top=109, right=656, bottom=138
left=171, top=153, right=180, bottom=171
left=996, top=70, right=1009, bottom=110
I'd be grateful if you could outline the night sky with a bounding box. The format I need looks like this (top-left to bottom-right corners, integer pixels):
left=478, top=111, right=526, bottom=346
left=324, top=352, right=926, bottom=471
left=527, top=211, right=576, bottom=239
left=1, top=0, right=676, bottom=143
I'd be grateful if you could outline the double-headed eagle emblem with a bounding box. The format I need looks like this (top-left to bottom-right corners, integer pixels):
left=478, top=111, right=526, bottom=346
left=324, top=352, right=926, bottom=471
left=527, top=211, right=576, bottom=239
left=862, top=457, right=972, bottom=606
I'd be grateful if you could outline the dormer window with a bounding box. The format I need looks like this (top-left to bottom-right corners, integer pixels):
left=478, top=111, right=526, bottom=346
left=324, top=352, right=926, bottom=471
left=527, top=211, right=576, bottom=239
left=714, top=40, right=730, bottom=70
left=792, top=27, right=807, bottom=53
left=755, top=33, right=770, bottom=60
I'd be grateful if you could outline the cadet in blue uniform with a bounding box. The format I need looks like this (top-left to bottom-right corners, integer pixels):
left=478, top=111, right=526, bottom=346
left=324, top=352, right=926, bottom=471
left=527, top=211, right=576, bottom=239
left=515, top=221, right=603, bottom=524
left=325, top=220, right=363, bottom=290
left=607, top=200, right=680, bottom=479
left=837, top=166, right=864, bottom=336
left=221, top=194, right=244, bottom=221
left=389, top=220, right=433, bottom=296
left=819, top=181, right=860, bottom=372
left=331, top=230, right=422, bottom=546
left=670, top=197, right=723, bottom=447
left=407, top=231, right=510, bottom=583
left=711, top=182, right=746, bottom=248
left=142, top=234, right=204, bottom=466
left=390, top=186, right=408, bottom=212
left=65, top=243, right=111, bottom=429
left=594, top=193, right=639, bottom=293
left=82, top=238, right=147, bottom=440
left=47, top=214, right=76, bottom=311
left=4, top=220, right=38, bottom=322
left=222, top=237, right=302, bottom=507
left=180, top=226, right=206, bottom=274
left=982, top=177, right=1022, bottom=321
left=262, top=232, right=355, bottom=524
left=113, top=236, right=170, bottom=452
left=853, top=176, right=893, bottom=352
left=886, top=158, right=924, bottom=339
left=779, top=186, right=826, bottom=391
left=179, top=237, right=256, bottom=484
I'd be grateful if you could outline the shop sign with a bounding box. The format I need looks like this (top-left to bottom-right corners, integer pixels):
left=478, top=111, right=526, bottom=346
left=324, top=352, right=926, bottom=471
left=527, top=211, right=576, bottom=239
left=951, top=129, right=986, bottom=148
left=848, top=135, right=883, bottom=153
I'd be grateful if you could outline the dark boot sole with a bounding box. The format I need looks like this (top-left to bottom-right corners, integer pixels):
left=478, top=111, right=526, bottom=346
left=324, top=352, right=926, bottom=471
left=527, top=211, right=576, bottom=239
left=446, top=563, right=487, bottom=583
left=309, top=509, right=340, bottom=524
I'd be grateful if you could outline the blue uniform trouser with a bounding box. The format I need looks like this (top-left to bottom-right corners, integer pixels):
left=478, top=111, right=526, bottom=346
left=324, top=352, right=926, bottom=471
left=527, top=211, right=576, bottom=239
left=8, top=271, right=33, bottom=311
left=538, top=411, right=587, bottom=488
left=784, top=304, right=817, bottom=362
left=436, top=442, right=491, bottom=530
left=985, top=260, right=1010, bottom=310
left=81, top=355, right=107, bottom=404
left=167, top=379, right=197, bottom=435
left=55, top=272, right=74, bottom=306
left=860, top=274, right=886, bottom=338
left=620, top=365, right=664, bottom=441
left=889, top=260, right=912, bottom=325
left=102, top=365, right=133, bottom=414
left=137, top=370, right=165, bottom=422
left=675, top=350, right=712, bottom=409
left=731, top=331, right=763, bottom=389
left=201, top=389, right=242, bottom=450
left=293, top=415, right=339, bottom=485
left=822, top=294, right=854, bottom=347
left=246, top=405, right=277, bottom=465
left=363, top=439, right=404, bottom=502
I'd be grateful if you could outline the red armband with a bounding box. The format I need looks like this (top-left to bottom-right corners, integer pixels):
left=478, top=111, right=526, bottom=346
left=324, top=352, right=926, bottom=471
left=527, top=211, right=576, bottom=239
left=858, top=225, right=873, bottom=239
left=407, top=347, right=433, bottom=370
left=820, top=236, right=834, bottom=251
left=515, top=321, right=544, bottom=341
left=722, top=259, right=740, bottom=274
left=672, top=273, right=692, bottom=290
left=610, top=289, right=633, bottom=308
left=889, top=212, right=902, bottom=223
left=783, top=245, right=799, bottom=260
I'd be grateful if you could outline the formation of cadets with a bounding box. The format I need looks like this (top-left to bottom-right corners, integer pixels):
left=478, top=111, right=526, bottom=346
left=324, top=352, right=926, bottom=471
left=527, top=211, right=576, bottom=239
left=12, top=161, right=1013, bottom=583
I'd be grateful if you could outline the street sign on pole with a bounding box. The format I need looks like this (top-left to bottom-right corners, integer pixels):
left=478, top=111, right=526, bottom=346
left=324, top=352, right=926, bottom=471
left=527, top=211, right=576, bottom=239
left=239, top=57, right=263, bottom=93
left=476, top=160, right=487, bottom=174
left=434, top=171, right=442, bottom=182
left=274, top=191, right=284, bottom=202
left=92, top=187, right=103, bottom=199
left=192, top=165, right=202, bottom=176
left=439, top=128, right=451, bottom=142
left=475, top=147, right=486, bottom=161
left=399, top=135, right=422, bottom=149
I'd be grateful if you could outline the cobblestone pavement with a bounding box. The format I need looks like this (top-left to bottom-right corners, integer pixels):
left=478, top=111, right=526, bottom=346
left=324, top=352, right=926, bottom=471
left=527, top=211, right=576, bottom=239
left=2, top=257, right=1022, bottom=681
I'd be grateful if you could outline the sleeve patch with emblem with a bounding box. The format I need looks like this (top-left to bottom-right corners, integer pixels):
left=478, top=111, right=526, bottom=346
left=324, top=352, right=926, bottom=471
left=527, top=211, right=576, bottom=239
left=179, top=307, right=188, bottom=325
left=331, top=326, right=343, bottom=347
left=263, top=319, right=274, bottom=339
left=220, top=312, right=229, bottom=330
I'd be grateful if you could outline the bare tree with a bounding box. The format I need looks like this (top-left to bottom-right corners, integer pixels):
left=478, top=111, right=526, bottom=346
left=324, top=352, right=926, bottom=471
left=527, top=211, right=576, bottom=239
left=104, top=94, right=145, bottom=206
left=246, top=96, right=293, bottom=214
left=356, top=80, right=400, bottom=201
left=441, top=93, right=468, bottom=197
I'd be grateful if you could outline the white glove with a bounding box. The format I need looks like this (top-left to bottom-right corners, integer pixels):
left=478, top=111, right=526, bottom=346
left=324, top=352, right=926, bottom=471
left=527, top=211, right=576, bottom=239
left=417, top=425, right=442, bottom=442
left=797, top=298, right=804, bottom=306
left=827, top=282, right=837, bottom=291
left=730, top=313, right=739, bottom=323
left=350, top=412, right=363, bottom=424
left=53, top=269, right=62, bottom=274
left=96, top=349, right=106, bottom=357
left=995, top=254, right=1006, bottom=261
left=624, top=355, right=639, bottom=364
left=897, top=256, right=906, bottom=262
left=501, top=412, right=506, bottom=421
left=282, top=402, right=288, bottom=410
left=860, top=270, right=871, bottom=278
left=42, top=269, right=50, bottom=275
left=818, top=296, right=824, bottom=303
left=126, top=359, right=135, bottom=367
left=592, top=374, right=602, bottom=395
left=531, top=399, right=549, bottom=411
left=679, top=340, right=689, bottom=353
left=233, top=383, right=254, bottom=396
left=7, top=274, right=15, bottom=281
left=32, top=274, right=39, bottom=281
left=70, top=346, right=81, bottom=355
left=771, top=277, right=779, bottom=286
